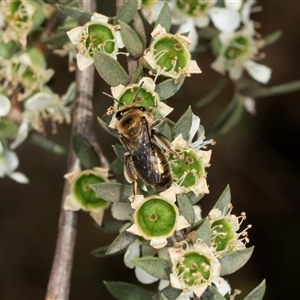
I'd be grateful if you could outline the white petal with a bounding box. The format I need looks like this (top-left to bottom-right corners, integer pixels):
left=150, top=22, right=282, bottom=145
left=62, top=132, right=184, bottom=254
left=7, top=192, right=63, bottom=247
left=139, top=76, right=155, bottom=91
left=177, top=19, right=198, bottom=52
left=188, top=114, right=200, bottom=144
left=63, top=194, right=81, bottom=211
left=150, top=237, right=167, bottom=249
left=157, top=101, right=173, bottom=118
left=187, top=60, right=202, bottom=74
left=115, top=31, right=125, bottom=49
left=209, top=7, right=241, bottom=33
left=124, top=241, right=140, bottom=269
left=151, top=24, right=167, bottom=39
left=212, top=277, right=231, bottom=296
left=159, top=187, right=176, bottom=203
left=76, top=53, right=93, bottom=71
left=244, top=60, right=272, bottom=83
left=194, top=15, right=210, bottom=28
left=135, top=266, right=158, bottom=284
left=192, top=285, right=208, bottom=298
left=176, top=215, right=190, bottom=231
left=243, top=96, right=256, bottom=115
left=111, top=202, right=134, bottom=221
left=66, top=26, right=82, bottom=45
left=90, top=209, right=105, bottom=225
left=170, top=273, right=183, bottom=290
left=8, top=172, right=29, bottom=184
left=126, top=223, right=141, bottom=236
left=91, top=13, right=109, bottom=23
left=225, top=0, right=242, bottom=11
left=6, top=150, right=19, bottom=173
left=241, top=0, right=253, bottom=24
left=0, top=94, right=11, bottom=116
left=193, top=205, right=202, bottom=222
left=10, top=120, right=30, bottom=149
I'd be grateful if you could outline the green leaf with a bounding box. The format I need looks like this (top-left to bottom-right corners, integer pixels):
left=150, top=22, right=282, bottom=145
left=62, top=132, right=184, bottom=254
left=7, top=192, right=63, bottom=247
left=210, top=35, right=222, bottom=57
left=72, top=132, right=99, bottom=168
left=154, top=1, right=172, bottom=33
left=177, top=194, right=195, bottom=228
left=156, top=120, right=172, bottom=141
left=97, top=116, right=119, bottom=139
left=195, top=217, right=211, bottom=246
left=187, top=192, right=205, bottom=205
left=213, top=185, right=231, bottom=214
left=202, top=285, right=227, bottom=300
left=263, top=30, right=282, bottom=47
left=95, top=220, right=126, bottom=233
left=172, top=106, right=193, bottom=140
left=115, top=0, right=139, bottom=24
left=90, top=245, right=109, bottom=257
left=44, top=32, right=70, bottom=49
left=196, top=77, right=228, bottom=108
left=56, top=5, right=92, bottom=23
left=119, top=20, right=144, bottom=58
left=152, top=285, right=182, bottom=300
left=29, top=133, right=67, bottom=155
left=106, top=230, right=137, bottom=255
left=219, top=247, right=254, bottom=276
left=93, top=51, right=130, bottom=87
left=243, top=280, right=266, bottom=300
left=133, top=257, right=172, bottom=280
left=0, top=118, right=18, bottom=139
left=109, top=157, right=124, bottom=175
left=132, top=13, right=147, bottom=47
left=209, top=93, right=244, bottom=136
left=112, top=144, right=126, bottom=161
left=90, top=182, right=132, bottom=203
left=155, top=77, right=185, bottom=100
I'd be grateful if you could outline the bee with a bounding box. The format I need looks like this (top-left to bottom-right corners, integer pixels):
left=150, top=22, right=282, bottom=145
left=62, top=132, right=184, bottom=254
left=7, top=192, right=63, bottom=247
left=115, top=104, right=173, bottom=195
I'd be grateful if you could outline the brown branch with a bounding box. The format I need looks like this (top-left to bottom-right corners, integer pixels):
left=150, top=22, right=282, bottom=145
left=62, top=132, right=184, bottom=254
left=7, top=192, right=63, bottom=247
left=45, top=1, right=101, bottom=299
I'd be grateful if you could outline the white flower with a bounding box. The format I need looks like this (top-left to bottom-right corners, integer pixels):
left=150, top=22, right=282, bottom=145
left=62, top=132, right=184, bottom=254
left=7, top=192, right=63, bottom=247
left=67, top=12, right=124, bottom=70
left=0, top=144, right=29, bottom=183
left=108, top=76, right=173, bottom=128
left=169, top=114, right=214, bottom=196
left=0, top=94, right=11, bottom=117
left=127, top=191, right=190, bottom=249
left=169, top=239, right=221, bottom=298
left=63, top=167, right=110, bottom=225
left=211, top=22, right=271, bottom=83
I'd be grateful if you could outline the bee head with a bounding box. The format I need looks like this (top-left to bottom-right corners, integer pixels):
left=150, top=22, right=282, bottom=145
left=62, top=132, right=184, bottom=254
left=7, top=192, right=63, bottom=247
left=116, top=106, right=146, bottom=120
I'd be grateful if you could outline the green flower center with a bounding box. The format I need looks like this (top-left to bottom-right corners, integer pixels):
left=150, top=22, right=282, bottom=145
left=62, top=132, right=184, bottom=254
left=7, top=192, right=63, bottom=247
left=176, top=0, right=208, bottom=17
left=176, top=251, right=211, bottom=287
left=224, top=36, right=249, bottom=64
left=152, top=36, right=189, bottom=74
left=170, top=149, right=203, bottom=188
left=80, top=23, right=115, bottom=57
left=117, top=86, right=157, bottom=111
left=136, top=198, right=177, bottom=237
left=211, top=219, right=235, bottom=252
left=73, top=173, right=107, bottom=210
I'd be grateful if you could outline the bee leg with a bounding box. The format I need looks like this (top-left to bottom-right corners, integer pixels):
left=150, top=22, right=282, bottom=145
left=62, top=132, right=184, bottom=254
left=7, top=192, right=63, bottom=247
left=124, top=153, right=138, bottom=196
left=151, top=130, right=180, bottom=158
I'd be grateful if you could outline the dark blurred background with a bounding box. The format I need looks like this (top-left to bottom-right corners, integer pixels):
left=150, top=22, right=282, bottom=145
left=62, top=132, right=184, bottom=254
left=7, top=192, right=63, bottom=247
left=1, top=1, right=300, bottom=299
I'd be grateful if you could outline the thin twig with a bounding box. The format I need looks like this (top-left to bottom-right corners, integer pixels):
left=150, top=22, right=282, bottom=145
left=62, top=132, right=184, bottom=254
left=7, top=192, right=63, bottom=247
left=46, top=1, right=100, bottom=299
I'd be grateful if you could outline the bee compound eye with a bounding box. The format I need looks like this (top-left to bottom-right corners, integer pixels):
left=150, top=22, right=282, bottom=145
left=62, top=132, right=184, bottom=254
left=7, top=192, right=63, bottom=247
left=116, top=111, right=122, bottom=119
left=139, top=106, right=146, bottom=112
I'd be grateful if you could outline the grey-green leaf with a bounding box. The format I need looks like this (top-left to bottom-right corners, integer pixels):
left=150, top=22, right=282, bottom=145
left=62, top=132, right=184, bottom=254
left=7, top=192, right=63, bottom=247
left=213, top=185, right=231, bottom=214
left=97, top=116, right=119, bottom=139
left=115, top=0, right=139, bottom=24
left=155, top=77, right=185, bottom=100
left=112, top=144, right=126, bottom=161
left=90, top=182, right=132, bottom=203
left=202, top=285, right=227, bottom=300
left=106, top=230, right=137, bottom=255
left=95, top=220, right=126, bottom=233
left=177, top=194, right=195, bottom=228
left=72, top=132, right=99, bottom=168
left=243, top=279, right=266, bottom=300
left=263, top=30, right=282, bottom=48
left=93, top=51, right=130, bottom=87
left=152, top=285, right=182, bottom=300
left=104, top=281, right=155, bottom=300
left=119, top=20, right=144, bottom=58
left=57, top=5, right=92, bottom=23
left=195, top=217, right=211, bottom=246
left=219, top=247, right=254, bottom=276
left=133, top=257, right=172, bottom=280
left=172, top=106, right=193, bottom=140
left=154, top=1, right=172, bottom=33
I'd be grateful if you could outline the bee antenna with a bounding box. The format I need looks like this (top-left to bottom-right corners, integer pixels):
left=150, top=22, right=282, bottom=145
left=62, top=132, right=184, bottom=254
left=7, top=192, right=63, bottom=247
left=133, top=81, right=144, bottom=103
left=102, top=91, right=121, bottom=104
